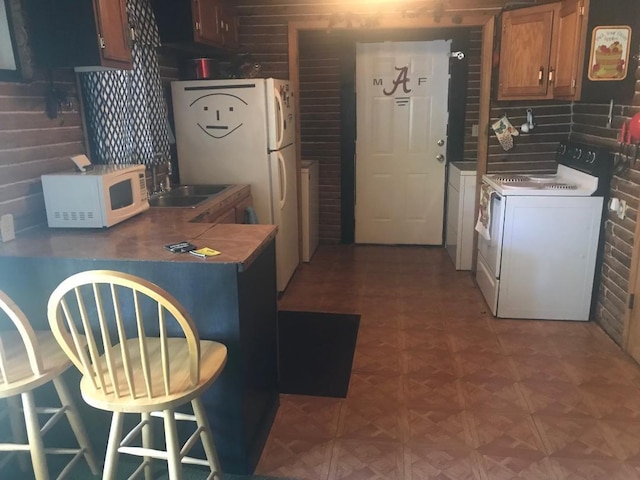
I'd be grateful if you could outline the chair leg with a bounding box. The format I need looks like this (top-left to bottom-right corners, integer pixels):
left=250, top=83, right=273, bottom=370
left=103, top=412, right=124, bottom=480
left=141, top=412, right=153, bottom=480
left=21, top=391, right=49, bottom=480
left=52, top=377, right=99, bottom=475
left=6, top=396, right=28, bottom=472
left=191, top=398, right=222, bottom=479
left=163, top=409, right=183, bottom=480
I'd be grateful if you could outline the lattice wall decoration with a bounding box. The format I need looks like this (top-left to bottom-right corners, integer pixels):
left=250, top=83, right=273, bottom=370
left=79, top=0, right=170, bottom=166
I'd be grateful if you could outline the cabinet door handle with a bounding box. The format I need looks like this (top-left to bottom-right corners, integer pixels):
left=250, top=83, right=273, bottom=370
left=548, top=68, right=554, bottom=84
left=538, top=67, right=544, bottom=85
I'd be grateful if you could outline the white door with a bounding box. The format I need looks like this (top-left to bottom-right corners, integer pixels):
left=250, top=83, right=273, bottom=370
left=355, top=41, right=450, bottom=244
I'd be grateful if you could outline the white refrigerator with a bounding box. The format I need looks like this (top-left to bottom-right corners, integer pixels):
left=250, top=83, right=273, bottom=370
left=171, top=78, right=299, bottom=292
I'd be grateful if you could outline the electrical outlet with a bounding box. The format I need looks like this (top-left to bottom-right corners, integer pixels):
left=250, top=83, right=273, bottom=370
left=0, top=214, right=15, bottom=242
left=617, top=199, right=627, bottom=220
left=471, top=124, right=479, bottom=137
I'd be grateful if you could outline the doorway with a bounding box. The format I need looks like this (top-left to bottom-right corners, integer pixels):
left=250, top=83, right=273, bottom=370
left=291, top=19, right=494, bottom=247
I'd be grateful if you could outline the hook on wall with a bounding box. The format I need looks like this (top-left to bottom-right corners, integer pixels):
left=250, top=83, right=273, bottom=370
left=520, top=108, right=535, bottom=133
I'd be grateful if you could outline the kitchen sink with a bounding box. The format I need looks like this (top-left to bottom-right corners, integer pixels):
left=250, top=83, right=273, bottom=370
left=148, top=195, right=209, bottom=208
left=148, top=184, right=232, bottom=208
left=167, top=184, right=232, bottom=197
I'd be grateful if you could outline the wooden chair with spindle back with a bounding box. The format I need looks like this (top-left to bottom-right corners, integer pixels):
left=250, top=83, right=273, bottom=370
left=46, top=270, right=227, bottom=480
left=0, top=290, right=98, bottom=480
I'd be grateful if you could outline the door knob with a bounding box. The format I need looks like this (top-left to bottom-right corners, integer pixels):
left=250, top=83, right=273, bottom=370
left=436, top=154, right=445, bottom=163
left=437, top=139, right=445, bottom=146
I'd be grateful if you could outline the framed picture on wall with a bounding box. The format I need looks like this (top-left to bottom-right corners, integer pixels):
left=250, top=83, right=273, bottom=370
left=588, top=25, right=632, bottom=81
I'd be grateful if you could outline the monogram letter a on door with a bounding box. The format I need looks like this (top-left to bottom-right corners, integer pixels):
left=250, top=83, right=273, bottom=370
left=383, top=66, right=412, bottom=95
left=374, top=66, right=429, bottom=106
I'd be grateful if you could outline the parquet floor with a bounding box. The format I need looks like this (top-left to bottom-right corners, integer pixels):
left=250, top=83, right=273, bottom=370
left=255, top=245, right=640, bottom=480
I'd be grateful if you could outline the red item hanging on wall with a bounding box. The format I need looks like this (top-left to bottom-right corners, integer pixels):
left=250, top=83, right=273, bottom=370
left=628, top=112, right=640, bottom=142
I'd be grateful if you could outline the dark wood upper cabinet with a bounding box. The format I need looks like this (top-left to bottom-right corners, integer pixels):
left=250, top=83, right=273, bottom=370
left=497, top=2, right=559, bottom=100
left=497, top=0, right=639, bottom=102
left=218, top=2, right=239, bottom=50
left=553, top=0, right=588, bottom=100
left=93, top=0, right=132, bottom=67
left=193, top=0, right=223, bottom=45
left=31, top=0, right=132, bottom=70
left=151, top=0, right=238, bottom=53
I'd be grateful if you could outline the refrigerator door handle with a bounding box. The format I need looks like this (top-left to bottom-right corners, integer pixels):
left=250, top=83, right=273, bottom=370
left=277, top=150, right=287, bottom=209
left=274, top=88, right=285, bottom=150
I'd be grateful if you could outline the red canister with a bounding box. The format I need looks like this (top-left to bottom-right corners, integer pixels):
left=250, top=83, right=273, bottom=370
left=180, top=58, right=218, bottom=80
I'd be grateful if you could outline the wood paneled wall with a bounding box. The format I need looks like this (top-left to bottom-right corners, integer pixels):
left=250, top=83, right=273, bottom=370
left=299, top=31, right=342, bottom=244
left=0, top=69, right=84, bottom=232
left=0, top=52, right=179, bottom=235
left=238, top=0, right=502, bottom=243
left=462, top=28, right=481, bottom=162
left=235, top=0, right=639, bottom=347
left=487, top=101, right=572, bottom=173
left=572, top=100, right=640, bottom=345
left=0, top=0, right=635, bottom=353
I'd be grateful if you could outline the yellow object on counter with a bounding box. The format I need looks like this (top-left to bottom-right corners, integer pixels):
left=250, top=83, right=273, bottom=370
left=189, top=247, right=221, bottom=258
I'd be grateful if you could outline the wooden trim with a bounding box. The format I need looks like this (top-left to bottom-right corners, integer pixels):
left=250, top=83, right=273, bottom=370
left=288, top=13, right=496, bottom=253
left=288, top=23, right=302, bottom=258
left=471, top=15, right=495, bottom=272
left=289, top=14, right=499, bottom=32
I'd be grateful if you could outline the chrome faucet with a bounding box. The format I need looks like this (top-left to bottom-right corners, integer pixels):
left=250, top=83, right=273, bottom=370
left=151, top=165, right=159, bottom=194
left=148, top=154, right=172, bottom=196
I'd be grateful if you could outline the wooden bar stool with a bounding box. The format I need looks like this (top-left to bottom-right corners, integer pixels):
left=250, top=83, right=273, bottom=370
left=47, top=270, right=228, bottom=480
left=0, top=290, right=98, bottom=480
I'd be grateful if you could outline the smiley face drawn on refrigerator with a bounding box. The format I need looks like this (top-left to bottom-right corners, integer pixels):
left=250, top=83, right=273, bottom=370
left=189, top=93, right=248, bottom=139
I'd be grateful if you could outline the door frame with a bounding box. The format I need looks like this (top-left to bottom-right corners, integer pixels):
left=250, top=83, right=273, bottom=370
left=288, top=15, right=495, bottom=259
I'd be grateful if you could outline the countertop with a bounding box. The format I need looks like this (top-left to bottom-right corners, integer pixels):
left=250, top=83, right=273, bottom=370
left=0, top=184, right=277, bottom=270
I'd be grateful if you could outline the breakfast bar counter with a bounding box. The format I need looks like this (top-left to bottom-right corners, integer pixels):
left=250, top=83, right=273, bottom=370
left=0, top=185, right=279, bottom=475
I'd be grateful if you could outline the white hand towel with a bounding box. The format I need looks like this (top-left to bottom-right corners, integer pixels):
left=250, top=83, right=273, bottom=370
left=475, top=183, right=496, bottom=241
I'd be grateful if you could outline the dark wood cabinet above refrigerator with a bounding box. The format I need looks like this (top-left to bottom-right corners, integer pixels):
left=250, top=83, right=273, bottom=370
left=31, top=0, right=132, bottom=70
left=150, top=0, right=239, bottom=54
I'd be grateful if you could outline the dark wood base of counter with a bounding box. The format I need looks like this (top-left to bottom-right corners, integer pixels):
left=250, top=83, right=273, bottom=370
left=0, top=240, right=279, bottom=475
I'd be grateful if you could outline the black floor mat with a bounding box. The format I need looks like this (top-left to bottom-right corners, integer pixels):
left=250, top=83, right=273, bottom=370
left=277, top=311, right=360, bottom=398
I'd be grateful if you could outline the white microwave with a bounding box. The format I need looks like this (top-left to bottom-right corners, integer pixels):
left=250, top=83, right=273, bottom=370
left=41, top=164, right=149, bottom=228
